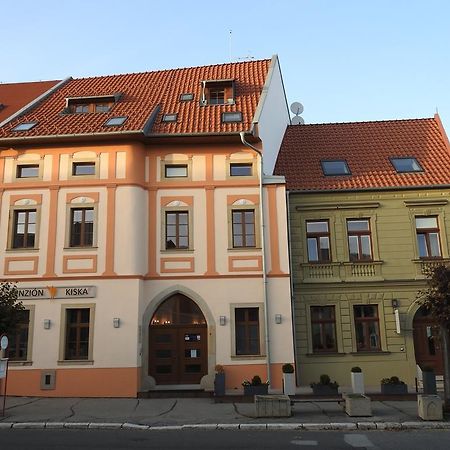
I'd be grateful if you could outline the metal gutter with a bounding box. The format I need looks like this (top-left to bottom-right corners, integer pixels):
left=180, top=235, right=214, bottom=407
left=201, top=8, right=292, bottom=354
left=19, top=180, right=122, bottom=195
left=0, top=77, right=72, bottom=128
left=287, top=184, right=450, bottom=194
left=239, top=131, right=271, bottom=387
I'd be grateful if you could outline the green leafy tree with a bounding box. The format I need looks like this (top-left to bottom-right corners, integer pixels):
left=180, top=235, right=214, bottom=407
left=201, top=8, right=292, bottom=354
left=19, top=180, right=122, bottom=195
left=0, top=281, right=24, bottom=335
left=417, top=264, right=450, bottom=410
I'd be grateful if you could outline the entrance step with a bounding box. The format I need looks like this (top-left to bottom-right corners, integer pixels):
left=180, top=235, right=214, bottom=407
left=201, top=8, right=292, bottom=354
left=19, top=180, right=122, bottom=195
left=138, top=390, right=213, bottom=399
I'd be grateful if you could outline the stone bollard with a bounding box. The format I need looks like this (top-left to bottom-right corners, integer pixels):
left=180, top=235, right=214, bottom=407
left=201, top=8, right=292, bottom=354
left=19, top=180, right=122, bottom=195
left=417, top=394, right=443, bottom=421
left=255, top=395, right=291, bottom=418
left=344, top=394, right=372, bottom=417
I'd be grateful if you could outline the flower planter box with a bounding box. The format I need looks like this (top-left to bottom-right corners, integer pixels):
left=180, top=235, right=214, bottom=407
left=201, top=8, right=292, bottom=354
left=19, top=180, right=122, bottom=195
left=282, top=372, right=296, bottom=396
left=418, top=394, right=443, bottom=421
left=214, top=373, right=226, bottom=396
left=380, top=384, right=408, bottom=395
left=344, top=394, right=372, bottom=417
left=311, top=385, right=339, bottom=396
left=255, top=395, right=291, bottom=418
left=244, top=385, right=269, bottom=396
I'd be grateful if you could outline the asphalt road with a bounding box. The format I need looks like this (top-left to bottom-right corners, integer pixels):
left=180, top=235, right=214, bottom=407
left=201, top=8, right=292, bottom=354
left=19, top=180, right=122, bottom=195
left=1, top=430, right=450, bottom=450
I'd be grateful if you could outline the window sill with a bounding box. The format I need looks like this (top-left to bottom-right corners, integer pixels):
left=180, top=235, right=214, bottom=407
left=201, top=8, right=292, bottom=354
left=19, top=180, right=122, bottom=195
left=63, top=247, right=98, bottom=251
left=6, top=248, right=39, bottom=252
left=161, top=249, right=194, bottom=253
left=228, top=247, right=261, bottom=252
left=57, top=359, right=94, bottom=366
left=349, top=351, right=390, bottom=355
left=8, top=360, right=33, bottom=366
left=231, top=355, right=266, bottom=361
left=305, top=352, right=346, bottom=357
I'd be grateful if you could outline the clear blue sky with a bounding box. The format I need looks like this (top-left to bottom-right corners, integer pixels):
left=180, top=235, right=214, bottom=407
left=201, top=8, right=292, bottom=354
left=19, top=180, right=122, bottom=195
left=2, top=0, right=449, bottom=132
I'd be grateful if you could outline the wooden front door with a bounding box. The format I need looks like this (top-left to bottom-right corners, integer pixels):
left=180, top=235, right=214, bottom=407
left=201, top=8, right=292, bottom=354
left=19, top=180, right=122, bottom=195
left=413, top=308, right=444, bottom=375
left=148, top=294, right=208, bottom=385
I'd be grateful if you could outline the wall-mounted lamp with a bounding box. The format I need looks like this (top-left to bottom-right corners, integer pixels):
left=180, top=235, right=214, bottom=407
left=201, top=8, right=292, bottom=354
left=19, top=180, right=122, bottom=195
left=275, top=314, right=282, bottom=324
left=391, top=299, right=399, bottom=309
left=113, top=318, right=120, bottom=328
left=219, top=316, right=226, bottom=326
left=43, top=319, right=51, bottom=330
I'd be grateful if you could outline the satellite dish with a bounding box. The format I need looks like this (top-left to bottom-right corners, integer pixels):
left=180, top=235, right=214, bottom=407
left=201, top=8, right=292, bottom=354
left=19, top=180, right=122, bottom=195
left=291, top=116, right=305, bottom=125
left=290, top=102, right=304, bottom=115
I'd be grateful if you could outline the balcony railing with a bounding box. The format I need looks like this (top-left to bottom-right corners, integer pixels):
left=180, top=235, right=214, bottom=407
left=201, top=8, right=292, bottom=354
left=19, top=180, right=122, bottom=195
left=300, top=261, right=383, bottom=283
left=413, top=258, right=450, bottom=279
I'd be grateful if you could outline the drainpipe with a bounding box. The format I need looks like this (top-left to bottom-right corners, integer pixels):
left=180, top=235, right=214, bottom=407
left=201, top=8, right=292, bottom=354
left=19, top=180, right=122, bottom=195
left=239, top=131, right=271, bottom=386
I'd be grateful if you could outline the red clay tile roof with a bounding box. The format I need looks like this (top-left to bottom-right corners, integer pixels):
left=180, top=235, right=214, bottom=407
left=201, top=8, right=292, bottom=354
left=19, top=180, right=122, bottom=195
left=0, top=80, right=60, bottom=123
left=0, top=59, right=271, bottom=139
left=274, top=116, right=450, bottom=191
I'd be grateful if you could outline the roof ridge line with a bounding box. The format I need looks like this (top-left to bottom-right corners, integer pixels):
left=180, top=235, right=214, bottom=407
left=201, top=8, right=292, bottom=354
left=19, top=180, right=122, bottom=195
left=292, top=117, right=435, bottom=127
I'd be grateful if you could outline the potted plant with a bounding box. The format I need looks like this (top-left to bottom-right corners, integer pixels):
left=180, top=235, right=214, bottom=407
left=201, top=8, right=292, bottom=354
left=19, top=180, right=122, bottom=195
left=242, top=375, right=269, bottom=396
left=421, top=366, right=437, bottom=395
left=310, top=374, right=339, bottom=396
left=214, top=364, right=226, bottom=396
left=351, top=366, right=364, bottom=395
left=380, top=376, right=408, bottom=395
left=282, top=363, right=296, bottom=396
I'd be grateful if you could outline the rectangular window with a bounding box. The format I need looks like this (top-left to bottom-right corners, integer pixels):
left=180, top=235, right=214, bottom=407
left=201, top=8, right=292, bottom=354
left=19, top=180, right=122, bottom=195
left=72, top=162, right=95, bottom=176
left=221, top=112, right=242, bottom=123
left=321, top=160, right=351, bottom=176
left=73, top=104, right=89, bottom=114
left=208, top=88, right=225, bottom=105
left=165, top=164, right=188, bottom=178
left=165, top=211, right=189, bottom=249
left=12, top=209, right=36, bottom=248
left=6, top=310, right=30, bottom=361
left=311, top=306, right=337, bottom=353
left=70, top=208, right=94, bottom=247
left=347, top=219, right=372, bottom=261
left=416, top=216, right=441, bottom=258
left=65, top=308, right=90, bottom=360
left=16, top=164, right=39, bottom=178
left=230, top=163, right=252, bottom=176
left=235, top=307, right=260, bottom=355
left=94, top=104, right=110, bottom=113
left=232, top=210, right=255, bottom=248
left=354, top=305, right=380, bottom=351
left=306, top=221, right=331, bottom=262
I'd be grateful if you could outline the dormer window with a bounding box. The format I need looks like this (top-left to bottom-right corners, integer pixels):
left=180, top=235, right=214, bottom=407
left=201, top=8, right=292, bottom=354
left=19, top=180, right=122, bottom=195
left=321, top=160, right=351, bottom=176
left=65, top=94, right=121, bottom=114
left=201, top=79, right=235, bottom=105
left=390, top=157, right=423, bottom=173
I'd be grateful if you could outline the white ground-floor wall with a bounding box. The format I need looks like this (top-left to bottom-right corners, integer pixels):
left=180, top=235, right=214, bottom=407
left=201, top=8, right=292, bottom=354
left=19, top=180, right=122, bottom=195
left=5, top=276, right=294, bottom=397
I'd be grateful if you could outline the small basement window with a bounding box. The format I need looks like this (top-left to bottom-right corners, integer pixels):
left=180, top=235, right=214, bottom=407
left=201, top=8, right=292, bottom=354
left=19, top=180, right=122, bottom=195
left=12, top=122, right=38, bottom=132
left=230, top=163, right=252, bottom=176
left=162, top=113, right=178, bottom=123
left=180, top=93, right=194, bottom=102
left=104, top=116, right=127, bottom=127
left=17, top=164, right=39, bottom=178
left=390, top=157, right=423, bottom=173
left=222, top=112, right=242, bottom=123
left=72, top=162, right=96, bottom=176
left=321, top=160, right=351, bottom=176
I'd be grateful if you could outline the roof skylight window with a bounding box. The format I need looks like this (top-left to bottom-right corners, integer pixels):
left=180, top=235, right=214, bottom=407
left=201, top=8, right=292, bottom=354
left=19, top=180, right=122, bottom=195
left=162, top=113, right=178, bottom=123
left=104, top=116, right=127, bottom=127
left=321, top=160, right=351, bottom=176
left=12, top=122, right=38, bottom=132
left=390, top=157, right=423, bottom=173
left=221, top=112, right=242, bottom=123
left=180, top=93, right=194, bottom=102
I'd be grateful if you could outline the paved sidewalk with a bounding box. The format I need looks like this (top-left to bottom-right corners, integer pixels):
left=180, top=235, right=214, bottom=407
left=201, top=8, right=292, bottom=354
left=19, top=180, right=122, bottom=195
left=0, top=396, right=448, bottom=430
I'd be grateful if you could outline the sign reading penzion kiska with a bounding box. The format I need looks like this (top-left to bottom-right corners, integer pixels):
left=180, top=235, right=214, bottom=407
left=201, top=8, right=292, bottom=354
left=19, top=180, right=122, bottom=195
left=18, top=286, right=96, bottom=300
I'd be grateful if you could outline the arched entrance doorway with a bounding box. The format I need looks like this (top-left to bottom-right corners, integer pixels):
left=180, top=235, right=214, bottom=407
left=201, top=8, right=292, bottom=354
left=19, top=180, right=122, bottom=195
left=413, top=307, right=444, bottom=375
left=148, top=294, right=208, bottom=385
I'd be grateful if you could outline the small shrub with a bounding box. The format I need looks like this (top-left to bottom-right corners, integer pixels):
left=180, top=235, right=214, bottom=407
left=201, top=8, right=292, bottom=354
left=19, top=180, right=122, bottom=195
left=282, top=363, right=295, bottom=374
left=351, top=366, right=362, bottom=373
left=251, top=375, right=262, bottom=386
left=310, top=374, right=339, bottom=389
left=320, top=374, right=331, bottom=385
left=381, top=376, right=405, bottom=385
left=215, top=364, right=224, bottom=373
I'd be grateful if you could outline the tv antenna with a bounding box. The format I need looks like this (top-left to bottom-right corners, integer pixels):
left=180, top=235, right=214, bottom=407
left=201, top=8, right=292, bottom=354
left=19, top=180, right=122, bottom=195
left=290, top=102, right=305, bottom=125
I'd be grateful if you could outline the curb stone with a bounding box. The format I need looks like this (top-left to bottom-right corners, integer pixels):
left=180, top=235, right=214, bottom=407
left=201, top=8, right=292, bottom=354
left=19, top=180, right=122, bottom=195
left=357, top=422, right=377, bottom=430
left=239, top=424, right=267, bottom=430
left=329, top=423, right=357, bottom=430
left=64, top=422, right=90, bottom=429
left=0, top=423, right=13, bottom=429
left=45, top=422, right=65, bottom=429
left=376, top=422, right=401, bottom=430
left=148, top=425, right=183, bottom=431
left=13, top=422, right=45, bottom=429
left=182, top=424, right=218, bottom=430
left=88, top=423, right=123, bottom=429
left=217, top=424, right=240, bottom=430
left=122, top=423, right=150, bottom=430
left=266, top=423, right=302, bottom=430
left=303, top=423, right=332, bottom=431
